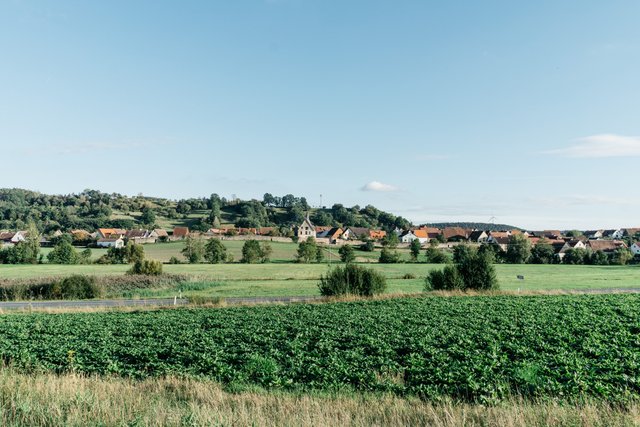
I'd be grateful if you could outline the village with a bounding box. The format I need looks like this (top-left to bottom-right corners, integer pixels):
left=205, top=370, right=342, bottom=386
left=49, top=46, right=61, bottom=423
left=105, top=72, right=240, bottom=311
left=2, top=218, right=639, bottom=261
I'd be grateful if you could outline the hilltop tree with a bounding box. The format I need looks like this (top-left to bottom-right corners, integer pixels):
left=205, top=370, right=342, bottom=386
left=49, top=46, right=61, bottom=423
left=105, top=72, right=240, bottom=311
left=139, top=207, right=156, bottom=226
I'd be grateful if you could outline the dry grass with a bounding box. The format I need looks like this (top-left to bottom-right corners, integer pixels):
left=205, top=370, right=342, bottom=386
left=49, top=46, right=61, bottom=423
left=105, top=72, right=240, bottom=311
left=0, top=370, right=637, bottom=426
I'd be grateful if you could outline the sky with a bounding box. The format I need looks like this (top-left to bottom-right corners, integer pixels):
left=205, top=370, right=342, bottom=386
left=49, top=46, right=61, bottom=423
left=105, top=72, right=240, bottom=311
left=1, top=0, right=639, bottom=230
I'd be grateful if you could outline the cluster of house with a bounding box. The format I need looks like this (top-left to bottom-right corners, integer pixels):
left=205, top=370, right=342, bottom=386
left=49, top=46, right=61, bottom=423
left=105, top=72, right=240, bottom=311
left=2, top=221, right=639, bottom=259
left=396, top=226, right=640, bottom=259
left=294, top=218, right=640, bottom=259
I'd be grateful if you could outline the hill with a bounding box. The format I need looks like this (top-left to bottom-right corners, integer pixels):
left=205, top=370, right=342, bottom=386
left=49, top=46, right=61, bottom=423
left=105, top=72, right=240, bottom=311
left=0, top=188, right=411, bottom=234
left=422, top=222, right=523, bottom=231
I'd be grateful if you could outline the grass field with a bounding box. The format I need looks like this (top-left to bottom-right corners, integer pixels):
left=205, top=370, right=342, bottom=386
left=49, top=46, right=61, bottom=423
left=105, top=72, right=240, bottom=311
left=40, top=241, right=415, bottom=263
left=1, top=262, right=639, bottom=299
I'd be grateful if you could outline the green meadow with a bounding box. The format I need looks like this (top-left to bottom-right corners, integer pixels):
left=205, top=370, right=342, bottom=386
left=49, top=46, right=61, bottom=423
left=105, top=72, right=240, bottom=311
left=1, top=261, right=638, bottom=299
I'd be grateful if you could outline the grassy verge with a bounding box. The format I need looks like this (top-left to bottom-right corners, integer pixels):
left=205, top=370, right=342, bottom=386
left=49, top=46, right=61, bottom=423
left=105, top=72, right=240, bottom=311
left=0, top=370, right=637, bottom=427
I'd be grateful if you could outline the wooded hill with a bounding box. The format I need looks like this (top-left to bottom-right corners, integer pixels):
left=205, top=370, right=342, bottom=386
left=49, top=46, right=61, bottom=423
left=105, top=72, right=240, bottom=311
left=0, top=188, right=412, bottom=234
left=423, top=222, right=522, bottom=232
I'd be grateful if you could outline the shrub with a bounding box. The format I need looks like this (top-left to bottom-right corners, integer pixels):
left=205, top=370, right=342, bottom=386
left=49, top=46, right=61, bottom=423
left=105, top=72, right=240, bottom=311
left=128, top=259, right=163, bottom=275
left=338, top=245, right=355, bottom=263
left=425, top=247, right=449, bottom=264
left=295, top=238, right=322, bottom=263
left=425, top=264, right=464, bottom=291
left=55, top=275, right=102, bottom=299
left=242, top=240, right=271, bottom=263
left=379, top=247, right=400, bottom=263
left=457, top=250, right=498, bottom=290
left=204, top=239, right=227, bottom=264
left=360, top=240, right=375, bottom=252
left=168, top=256, right=182, bottom=264
left=318, top=264, right=387, bottom=297
left=425, top=247, right=498, bottom=291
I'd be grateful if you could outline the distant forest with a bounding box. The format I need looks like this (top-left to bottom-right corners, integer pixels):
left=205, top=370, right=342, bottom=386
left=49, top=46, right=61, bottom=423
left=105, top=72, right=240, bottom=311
left=423, top=222, right=521, bottom=231
left=0, top=188, right=412, bottom=233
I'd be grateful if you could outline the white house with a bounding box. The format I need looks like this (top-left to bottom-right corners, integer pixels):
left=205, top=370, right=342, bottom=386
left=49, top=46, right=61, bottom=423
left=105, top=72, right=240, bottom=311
left=602, top=229, right=624, bottom=240
left=295, top=215, right=315, bottom=242
left=400, top=230, right=429, bottom=244
left=630, top=242, right=640, bottom=256
left=0, top=231, right=26, bottom=247
left=97, top=237, right=125, bottom=249
left=584, top=230, right=604, bottom=240
left=468, top=230, right=488, bottom=243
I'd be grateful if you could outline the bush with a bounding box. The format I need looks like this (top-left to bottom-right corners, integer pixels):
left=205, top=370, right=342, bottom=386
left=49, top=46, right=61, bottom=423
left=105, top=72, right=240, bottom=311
left=379, top=247, right=400, bottom=263
left=55, top=275, right=102, bottom=299
left=242, top=240, right=271, bottom=263
left=338, top=245, right=355, bottom=263
left=425, top=247, right=498, bottom=291
left=168, top=256, right=182, bottom=264
left=360, top=240, right=375, bottom=252
left=457, top=250, right=498, bottom=290
left=295, top=238, right=323, bottom=263
left=425, top=247, right=449, bottom=264
left=128, top=259, right=163, bottom=275
left=318, top=264, right=387, bottom=297
left=425, top=264, right=464, bottom=291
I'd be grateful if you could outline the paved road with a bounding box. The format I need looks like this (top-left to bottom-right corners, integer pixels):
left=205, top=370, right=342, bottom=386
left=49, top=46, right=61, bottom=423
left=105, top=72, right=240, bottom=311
left=0, top=289, right=637, bottom=310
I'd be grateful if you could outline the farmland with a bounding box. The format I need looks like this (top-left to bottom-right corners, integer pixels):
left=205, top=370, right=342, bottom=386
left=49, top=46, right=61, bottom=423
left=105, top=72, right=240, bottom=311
left=0, top=294, right=638, bottom=404
left=0, top=262, right=639, bottom=300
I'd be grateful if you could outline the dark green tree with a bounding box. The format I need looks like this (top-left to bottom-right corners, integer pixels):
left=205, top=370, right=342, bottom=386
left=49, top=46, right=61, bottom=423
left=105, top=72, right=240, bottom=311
left=181, top=235, right=205, bottom=263
left=241, top=240, right=267, bottom=263
left=530, top=239, right=554, bottom=264
left=296, top=238, right=321, bottom=263
left=379, top=247, right=400, bottom=263
left=505, top=234, right=531, bottom=264
left=410, top=239, right=422, bottom=262
left=47, top=240, right=79, bottom=264
left=204, top=238, right=228, bottom=263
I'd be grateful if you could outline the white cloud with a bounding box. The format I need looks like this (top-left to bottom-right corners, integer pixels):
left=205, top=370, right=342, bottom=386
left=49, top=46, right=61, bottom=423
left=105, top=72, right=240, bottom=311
left=546, top=134, right=640, bottom=158
left=361, top=181, right=398, bottom=192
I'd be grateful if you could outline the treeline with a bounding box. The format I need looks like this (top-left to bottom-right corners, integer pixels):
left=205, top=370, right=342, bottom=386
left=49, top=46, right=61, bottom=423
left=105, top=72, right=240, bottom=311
left=424, top=222, right=521, bottom=231
left=0, top=188, right=411, bottom=234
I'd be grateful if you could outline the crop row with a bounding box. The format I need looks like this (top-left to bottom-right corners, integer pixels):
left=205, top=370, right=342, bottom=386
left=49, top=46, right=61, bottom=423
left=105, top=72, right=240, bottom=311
left=0, top=294, right=638, bottom=403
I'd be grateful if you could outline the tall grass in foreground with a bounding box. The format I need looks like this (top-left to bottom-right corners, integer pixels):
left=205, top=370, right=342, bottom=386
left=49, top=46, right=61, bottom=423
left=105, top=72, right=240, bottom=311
left=0, top=370, right=637, bottom=427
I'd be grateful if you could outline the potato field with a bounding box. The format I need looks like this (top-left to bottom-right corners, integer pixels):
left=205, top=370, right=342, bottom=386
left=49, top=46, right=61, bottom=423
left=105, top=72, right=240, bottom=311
left=0, top=294, right=638, bottom=403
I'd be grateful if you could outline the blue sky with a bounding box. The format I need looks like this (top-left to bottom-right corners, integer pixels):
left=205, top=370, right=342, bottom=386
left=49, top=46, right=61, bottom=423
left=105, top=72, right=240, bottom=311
left=1, top=0, right=639, bottom=229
